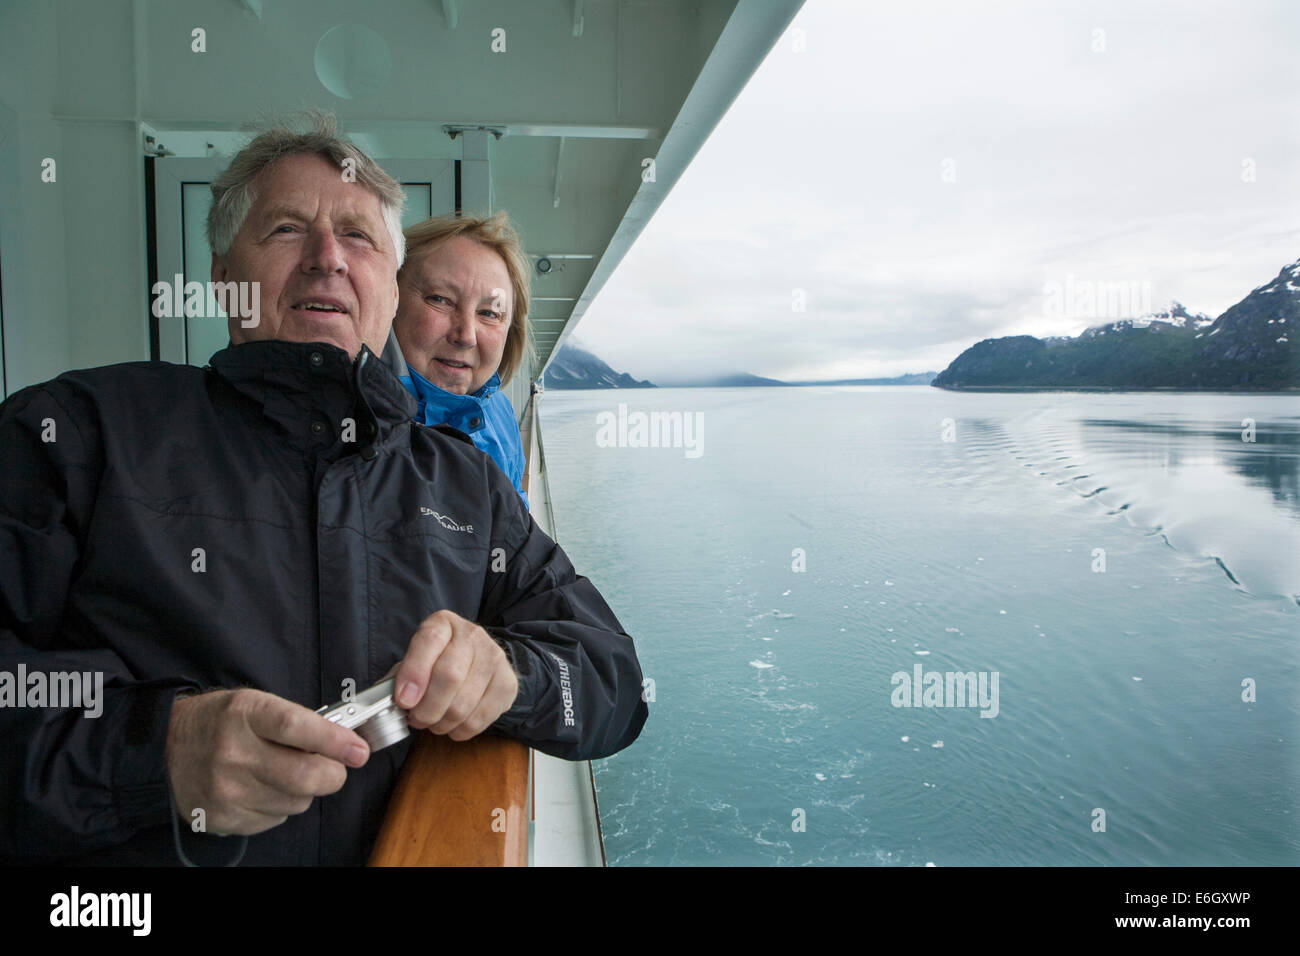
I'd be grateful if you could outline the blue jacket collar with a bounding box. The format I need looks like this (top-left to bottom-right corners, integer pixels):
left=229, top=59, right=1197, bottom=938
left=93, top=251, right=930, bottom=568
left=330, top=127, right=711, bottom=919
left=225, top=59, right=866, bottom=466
left=402, top=365, right=502, bottom=422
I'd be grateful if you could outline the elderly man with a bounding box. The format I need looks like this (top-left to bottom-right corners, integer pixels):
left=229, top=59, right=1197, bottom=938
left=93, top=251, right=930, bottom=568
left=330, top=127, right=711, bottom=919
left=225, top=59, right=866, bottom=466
left=0, top=116, right=648, bottom=865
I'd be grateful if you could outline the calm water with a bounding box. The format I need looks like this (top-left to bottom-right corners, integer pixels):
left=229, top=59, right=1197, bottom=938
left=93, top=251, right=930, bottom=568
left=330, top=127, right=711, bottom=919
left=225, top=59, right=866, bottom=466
left=538, top=387, right=1299, bottom=866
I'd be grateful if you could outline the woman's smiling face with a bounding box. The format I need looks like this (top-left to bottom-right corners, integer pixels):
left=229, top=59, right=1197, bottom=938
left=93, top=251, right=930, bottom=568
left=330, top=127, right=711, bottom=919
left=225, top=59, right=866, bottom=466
left=394, top=235, right=514, bottom=395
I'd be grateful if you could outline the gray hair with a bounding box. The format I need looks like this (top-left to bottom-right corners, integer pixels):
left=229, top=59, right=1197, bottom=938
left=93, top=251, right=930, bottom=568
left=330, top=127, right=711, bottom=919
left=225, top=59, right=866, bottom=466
left=207, top=111, right=406, bottom=267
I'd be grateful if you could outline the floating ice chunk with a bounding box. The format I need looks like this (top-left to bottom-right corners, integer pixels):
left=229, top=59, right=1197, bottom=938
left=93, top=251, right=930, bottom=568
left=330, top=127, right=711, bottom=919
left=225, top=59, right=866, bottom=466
left=932, top=740, right=944, bottom=748
left=915, top=650, right=930, bottom=656
left=885, top=580, right=895, bottom=586
left=782, top=589, right=791, bottom=596
left=901, top=736, right=910, bottom=742
left=1132, top=676, right=1143, bottom=682
left=999, top=609, right=1007, bottom=615
left=814, top=773, right=826, bottom=781
left=925, top=862, right=936, bottom=867
left=749, top=660, right=774, bottom=669
left=945, top=627, right=960, bottom=633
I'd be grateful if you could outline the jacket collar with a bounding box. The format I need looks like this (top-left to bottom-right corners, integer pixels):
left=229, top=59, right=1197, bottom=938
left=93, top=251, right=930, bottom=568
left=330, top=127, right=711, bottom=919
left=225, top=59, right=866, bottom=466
left=403, top=364, right=502, bottom=417
left=208, top=340, right=417, bottom=455
left=379, top=328, right=410, bottom=380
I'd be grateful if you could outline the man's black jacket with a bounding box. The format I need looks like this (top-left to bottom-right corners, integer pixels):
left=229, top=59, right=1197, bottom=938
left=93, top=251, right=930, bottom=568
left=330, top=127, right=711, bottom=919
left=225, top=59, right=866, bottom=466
left=0, top=340, right=648, bottom=865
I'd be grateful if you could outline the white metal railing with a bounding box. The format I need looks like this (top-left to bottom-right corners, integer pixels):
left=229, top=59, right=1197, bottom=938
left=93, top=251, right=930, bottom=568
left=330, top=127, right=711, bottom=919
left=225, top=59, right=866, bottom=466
left=520, top=392, right=606, bottom=867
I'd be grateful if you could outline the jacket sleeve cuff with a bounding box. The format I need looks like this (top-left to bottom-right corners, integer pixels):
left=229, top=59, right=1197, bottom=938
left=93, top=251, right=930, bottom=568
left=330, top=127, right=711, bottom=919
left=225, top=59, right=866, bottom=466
left=484, top=627, right=537, bottom=731
left=127, top=683, right=249, bottom=866
left=113, top=682, right=201, bottom=831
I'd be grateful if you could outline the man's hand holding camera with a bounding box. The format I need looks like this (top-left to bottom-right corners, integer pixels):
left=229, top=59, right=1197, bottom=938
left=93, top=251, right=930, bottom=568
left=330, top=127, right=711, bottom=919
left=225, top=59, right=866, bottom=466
left=166, top=689, right=370, bottom=836
left=165, top=609, right=518, bottom=835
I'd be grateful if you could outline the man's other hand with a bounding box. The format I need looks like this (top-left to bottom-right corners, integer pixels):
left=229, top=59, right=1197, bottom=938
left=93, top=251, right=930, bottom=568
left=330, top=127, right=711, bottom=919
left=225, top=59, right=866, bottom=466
left=165, top=689, right=370, bottom=836
left=393, top=610, right=520, bottom=741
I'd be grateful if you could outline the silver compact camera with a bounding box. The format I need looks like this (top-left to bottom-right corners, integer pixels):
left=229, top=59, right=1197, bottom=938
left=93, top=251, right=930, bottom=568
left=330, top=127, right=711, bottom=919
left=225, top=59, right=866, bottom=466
left=316, top=677, right=411, bottom=752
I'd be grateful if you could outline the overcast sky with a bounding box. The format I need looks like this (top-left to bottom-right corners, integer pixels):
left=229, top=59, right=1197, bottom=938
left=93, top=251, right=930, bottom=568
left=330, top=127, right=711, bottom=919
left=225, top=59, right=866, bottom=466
left=571, top=0, right=1300, bottom=384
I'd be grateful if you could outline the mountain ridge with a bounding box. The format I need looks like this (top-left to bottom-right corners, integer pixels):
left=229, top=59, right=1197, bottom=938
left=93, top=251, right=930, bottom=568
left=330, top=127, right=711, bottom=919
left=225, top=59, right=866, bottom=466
left=933, top=259, right=1299, bottom=390
left=544, top=345, right=936, bottom=389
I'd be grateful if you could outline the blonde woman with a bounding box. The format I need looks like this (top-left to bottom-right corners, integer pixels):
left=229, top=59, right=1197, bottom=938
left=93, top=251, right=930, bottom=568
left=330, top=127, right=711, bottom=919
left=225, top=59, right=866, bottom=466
left=391, top=212, right=532, bottom=505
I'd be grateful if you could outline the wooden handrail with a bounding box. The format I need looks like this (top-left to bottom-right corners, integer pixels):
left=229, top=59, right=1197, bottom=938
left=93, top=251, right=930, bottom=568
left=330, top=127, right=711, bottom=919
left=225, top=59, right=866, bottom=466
left=368, top=732, right=530, bottom=866
left=369, top=392, right=545, bottom=865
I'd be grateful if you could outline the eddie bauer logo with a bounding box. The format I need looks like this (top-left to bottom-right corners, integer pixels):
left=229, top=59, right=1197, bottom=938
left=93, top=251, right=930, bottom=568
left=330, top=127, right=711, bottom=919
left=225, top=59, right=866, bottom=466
left=421, top=506, right=475, bottom=534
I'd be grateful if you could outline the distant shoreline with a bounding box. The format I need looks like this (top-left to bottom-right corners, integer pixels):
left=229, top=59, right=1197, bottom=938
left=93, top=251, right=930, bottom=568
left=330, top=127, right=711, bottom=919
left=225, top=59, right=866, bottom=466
left=549, top=381, right=1299, bottom=393
left=931, top=384, right=1300, bottom=394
